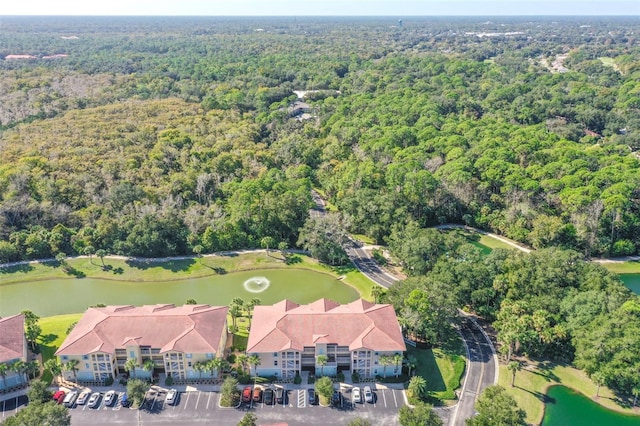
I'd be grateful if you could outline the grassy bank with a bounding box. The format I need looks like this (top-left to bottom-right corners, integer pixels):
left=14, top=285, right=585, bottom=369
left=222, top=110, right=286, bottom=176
left=0, top=252, right=376, bottom=301
left=599, top=260, right=640, bottom=274
left=408, top=335, right=466, bottom=404
left=499, top=361, right=640, bottom=425
left=38, top=314, right=83, bottom=384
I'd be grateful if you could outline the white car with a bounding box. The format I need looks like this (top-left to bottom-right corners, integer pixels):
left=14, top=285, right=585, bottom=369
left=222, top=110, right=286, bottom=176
left=166, top=389, right=178, bottom=405
left=352, top=387, right=361, bottom=403
left=104, top=390, right=117, bottom=406
left=63, top=391, right=78, bottom=407
left=76, top=390, right=91, bottom=405
left=87, top=392, right=101, bottom=408
left=364, top=386, right=373, bottom=403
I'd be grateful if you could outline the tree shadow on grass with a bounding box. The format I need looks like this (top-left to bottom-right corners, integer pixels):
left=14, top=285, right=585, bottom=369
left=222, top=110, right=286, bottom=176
left=125, top=258, right=195, bottom=273
left=0, top=264, right=34, bottom=274
left=39, top=334, right=58, bottom=345
left=515, top=384, right=552, bottom=403
left=531, top=361, right=561, bottom=383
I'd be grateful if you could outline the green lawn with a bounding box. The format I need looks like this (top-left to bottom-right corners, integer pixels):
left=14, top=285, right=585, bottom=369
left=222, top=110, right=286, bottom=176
left=600, top=261, right=640, bottom=274
left=38, top=313, right=82, bottom=384
left=477, top=234, right=518, bottom=251
left=499, top=361, right=640, bottom=425
left=408, top=335, right=466, bottom=404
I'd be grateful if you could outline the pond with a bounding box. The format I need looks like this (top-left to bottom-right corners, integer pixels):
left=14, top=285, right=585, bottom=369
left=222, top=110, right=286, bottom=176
left=542, top=385, right=639, bottom=426
left=620, top=274, right=640, bottom=295
left=0, top=269, right=359, bottom=317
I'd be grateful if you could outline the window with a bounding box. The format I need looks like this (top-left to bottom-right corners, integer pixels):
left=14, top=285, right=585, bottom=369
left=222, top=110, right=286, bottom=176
left=274, top=361, right=278, bottom=366
left=374, top=352, right=379, bottom=356
left=85, top=363, right=89, bottom=369
left=188, top=362, right=192, bottom=367
left=61, top=356, right=68, bottom=361
left=206, top=353, right=213, bottom=359
left=129, top=351, right=135, bottom=358
left=82, top=355, right=88, bottom=360
left=274, top=352, right=278, bottom=357
left=186, top=353, right=192, bottom=359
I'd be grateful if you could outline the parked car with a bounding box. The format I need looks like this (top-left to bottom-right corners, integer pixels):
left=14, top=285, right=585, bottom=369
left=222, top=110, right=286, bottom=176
left=263, top=388, right=274, bottom=405
left=242, top=386, right=252, bottom=403
left=87, top=392, right=101, bottom=408
left=120, top=392, right=130, bottom=407
left=364, top=386, right=373, bottom=403
left=63, top=391, right=79, bottom=407
left=307, top=388, right=316, bottom=405
left=275, top=387, right=285, bottom=404
left=252, top=386, right=263, bottom=403
left=52, top=390, right=66, bottom=404
left=104, top=390, right=117, bottom=406
left=352, top=387, right=361, bottom=403
left=166, top=389, right=178, bottom=405
left=76, top=390, right=91, bottom=405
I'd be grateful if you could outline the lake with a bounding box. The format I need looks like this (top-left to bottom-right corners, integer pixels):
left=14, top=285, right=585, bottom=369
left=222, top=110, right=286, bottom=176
left=620, top=273, right=640, bottom=295
left=542, top=385, right=639, bottom=426
left=0, top=269, right=359, bottom=317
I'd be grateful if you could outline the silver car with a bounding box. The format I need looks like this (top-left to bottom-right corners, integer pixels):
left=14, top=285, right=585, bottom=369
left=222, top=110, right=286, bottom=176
left=352, top=387, right=362, bottom=403
left=364, top=386, right=373, bottom=403
left=104, top=390, right=117, bottom=406
left=87, top=392, right=101, bottom=408
left=166, top=389, right=178, bottom=405
left=76, top=391, right=91, bottom=405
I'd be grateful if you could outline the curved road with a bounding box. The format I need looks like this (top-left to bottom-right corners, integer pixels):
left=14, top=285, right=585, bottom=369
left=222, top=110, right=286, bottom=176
left=310, top=192, right=498, bottom=425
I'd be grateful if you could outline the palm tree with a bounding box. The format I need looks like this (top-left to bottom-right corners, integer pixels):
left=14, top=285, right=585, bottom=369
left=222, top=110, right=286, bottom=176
left=193, top=361, right=206, bottom=380
left=229, top=304, right=242, bottom=332
left=142, top=359, right=155, bottom=378
left=507, top=361, right=521, bottom=387
left=392, top=354, right=403, bottom=378
left=124, top=358, right=138, bottom=379
left=0, top=363, right=8, bottom=389
left=248, top=355, right=261, bottom=377
left=316, top=354, right=328, bottom=377
left=247, top=298, right=261, bottom=327
left=95, top=249, right=106, bottom=267
left=379, top=355, right=393, bottom=378
left=83, top=246, right=95, bottom=264
left=407, top=376, right=427, bottom=400
left=592, top=372, right=606, bottom=398
left=25, top=361, right=39, bottom=383
left=370, top=285, right=384, bottom=304
left=64, top=359, right=79, bottom=383
left=11, top=360, right=26, bottom=385
left=236, top=354, right=248, bottom=376
left=193, top=245, right=203, bottom=264
left=44, top=359, right=63, bottom=383
left=206, top=358, right=222, bottom=379
left=405, top=355, right=418, bottom=377
left=260, top=236, right=275, bottom=255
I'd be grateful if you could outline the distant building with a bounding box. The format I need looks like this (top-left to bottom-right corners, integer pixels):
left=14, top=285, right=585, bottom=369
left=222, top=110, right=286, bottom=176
left=288, top=100, right=311, bottom=117
left=56, top=304, right=228, bottom=382
left=246, top=299, right=406, bottom=379
left=0, top=314, right=28, bottom=391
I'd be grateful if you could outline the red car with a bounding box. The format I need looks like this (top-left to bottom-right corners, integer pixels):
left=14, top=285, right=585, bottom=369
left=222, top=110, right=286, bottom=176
left=52, top=390, right=66, bottom=404
left=241, top=386, right=252, bottom=403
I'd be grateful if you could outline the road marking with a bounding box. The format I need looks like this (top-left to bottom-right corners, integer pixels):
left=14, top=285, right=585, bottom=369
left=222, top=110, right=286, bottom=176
left=195, top=391, right=202, bottom=409
left=297, top=390, right=306, bottom=408
left=382, top=389, right=388, bottom=407
left=206, top=392, right=213, bottom=409
left=183, top=391, right=191, bottom=410
left=2, top=400, right=5, bottom=417
left=392, top=389, right=398, bottom=407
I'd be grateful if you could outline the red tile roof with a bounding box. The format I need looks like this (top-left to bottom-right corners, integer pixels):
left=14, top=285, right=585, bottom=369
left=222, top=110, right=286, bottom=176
left=56, top=304, right=228, bottom=356
left=247, top=298, right=405, bottom=353
left=0, top=314, right=25, bottom=363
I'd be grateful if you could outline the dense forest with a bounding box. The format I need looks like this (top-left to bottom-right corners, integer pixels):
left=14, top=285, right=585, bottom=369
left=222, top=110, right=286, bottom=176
left=1, top=14, right=639, bottom=398
left=1, top=16, right=639, bottom=262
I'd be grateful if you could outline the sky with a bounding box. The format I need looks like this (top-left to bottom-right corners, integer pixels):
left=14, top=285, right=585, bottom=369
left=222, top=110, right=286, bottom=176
left=2, top=0, right=639, bottom=16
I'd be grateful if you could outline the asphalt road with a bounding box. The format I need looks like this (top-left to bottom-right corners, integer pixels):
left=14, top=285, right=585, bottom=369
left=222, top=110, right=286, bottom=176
left=310, top=191, right=499, bottom=425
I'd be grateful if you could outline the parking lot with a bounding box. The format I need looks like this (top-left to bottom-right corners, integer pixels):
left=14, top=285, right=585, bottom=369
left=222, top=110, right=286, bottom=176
left=65, top=385, right=405, bottom=425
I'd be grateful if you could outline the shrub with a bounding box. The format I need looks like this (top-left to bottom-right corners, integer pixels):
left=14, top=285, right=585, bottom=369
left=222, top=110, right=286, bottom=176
left=227, top=353, right=236, bottom=364
left=220, top=376, right=240, bottom=407
left=351, top=372, right=361, bottom=383
left=104, top=376, right=114, bottom=386
left=165, top=375, right=174, bottom=386
left=337, top=371, right=345, bottom=382
left=308, top=374, right=315, bottom=384
left=294, top=372, right=302, bottom=385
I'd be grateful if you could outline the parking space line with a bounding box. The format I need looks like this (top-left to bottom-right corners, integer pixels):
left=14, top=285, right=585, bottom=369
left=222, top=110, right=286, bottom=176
left=183, top=392, right=191, bottom=410
left=393, top=389, right=398, bottom=407
left=382, top=389, right=387, bottom=407
left=206, top=392, right=212, bottom=410
left=194, top=391, right=202, bottom=409
left=2, top=400, right=5, bottom=417
left=297, top=390, right=305, bottom=408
